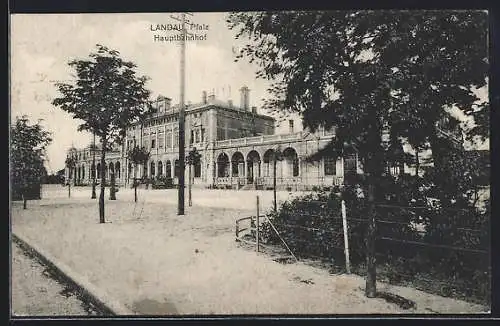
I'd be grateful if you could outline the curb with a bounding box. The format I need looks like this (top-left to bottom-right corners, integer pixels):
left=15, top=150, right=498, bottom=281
left=12, top=232, right=136, bottom=316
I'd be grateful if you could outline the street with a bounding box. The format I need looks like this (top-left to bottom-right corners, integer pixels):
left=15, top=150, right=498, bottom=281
left=11, top=242, right=102, bottom=317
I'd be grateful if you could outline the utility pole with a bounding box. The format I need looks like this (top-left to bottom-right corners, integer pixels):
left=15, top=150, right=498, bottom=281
left=171, top=12, right=193, bottom=215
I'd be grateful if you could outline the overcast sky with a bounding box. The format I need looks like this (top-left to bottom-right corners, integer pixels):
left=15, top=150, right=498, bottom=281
left=10, top=13, right=274, bottom=173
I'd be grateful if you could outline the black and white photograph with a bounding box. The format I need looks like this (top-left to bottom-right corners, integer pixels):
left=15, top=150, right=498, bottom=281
left=9, top=10, right=491, bottom=317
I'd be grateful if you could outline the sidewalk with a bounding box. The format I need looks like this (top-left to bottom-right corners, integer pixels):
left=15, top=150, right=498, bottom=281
left=11, top=189, right=489, bottom=315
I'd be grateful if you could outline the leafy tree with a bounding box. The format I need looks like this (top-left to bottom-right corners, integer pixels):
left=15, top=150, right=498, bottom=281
left=11, top=116, right=52, bottom=209
left=227, top=11, right=488, bottom=202
left=127, top=145, right=150, bottom=202
left=53, top=44, right=153, bottom=223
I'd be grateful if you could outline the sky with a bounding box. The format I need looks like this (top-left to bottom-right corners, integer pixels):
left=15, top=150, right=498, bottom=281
left=10, top=13, right=275, bottom=173
left=10, top=12, right=488, bottom=174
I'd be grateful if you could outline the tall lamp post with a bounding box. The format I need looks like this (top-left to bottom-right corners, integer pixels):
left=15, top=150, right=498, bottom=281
left=171, top=12, right=193, bottom=215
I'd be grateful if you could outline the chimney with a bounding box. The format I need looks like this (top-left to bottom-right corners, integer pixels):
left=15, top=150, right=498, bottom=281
left=202, top=91, right=207, bottom=104
left=239, top=86, right=250, bottom=111
left=164, top=97, right=172, bottom=110
left=251, top=106, right=257, bottom=114
left=228, top=99, right=233, bottom=108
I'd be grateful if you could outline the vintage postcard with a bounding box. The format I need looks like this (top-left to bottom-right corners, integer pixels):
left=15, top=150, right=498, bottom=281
left=10, top=10, right=491, bottom=318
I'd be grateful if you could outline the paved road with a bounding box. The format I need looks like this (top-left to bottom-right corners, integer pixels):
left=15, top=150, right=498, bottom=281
left=11, top=242, right=102, bottom=317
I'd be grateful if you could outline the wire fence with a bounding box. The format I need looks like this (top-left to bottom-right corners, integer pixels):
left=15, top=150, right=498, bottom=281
left=254, top=198, right=490, bottom=305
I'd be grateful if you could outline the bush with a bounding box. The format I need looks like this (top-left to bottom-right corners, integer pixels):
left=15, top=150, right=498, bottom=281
left=152, top=175, right=174, bottom=189
left=259, top=179, right=490, bottom=303
left=261, top=190, right=365, bottom=262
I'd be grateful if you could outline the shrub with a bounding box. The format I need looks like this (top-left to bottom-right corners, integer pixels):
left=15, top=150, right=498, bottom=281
left=261, top=190, right=363, bottom=262
left=152, top=176, right=174, bottom=189
left=259, top=178, right=490, bottom=303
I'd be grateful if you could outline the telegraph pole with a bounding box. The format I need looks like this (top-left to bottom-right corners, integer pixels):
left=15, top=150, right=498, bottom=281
left=171, top=12, right=193, bottom=215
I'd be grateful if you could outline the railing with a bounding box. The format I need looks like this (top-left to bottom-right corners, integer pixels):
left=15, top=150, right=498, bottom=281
left=215, top=177, right=231, bottom=185
left=235, top=216, right=258, bottom=246
left=214, top=131, right=308, bottom=148
left=261, top=198, right=490, bottom=304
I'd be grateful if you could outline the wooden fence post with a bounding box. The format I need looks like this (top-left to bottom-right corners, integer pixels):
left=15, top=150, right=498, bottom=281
left=365, top=183, right=377, bottom=298
left=341, top=199, right=351, bottom=274
left=256, top=195, right=260, bottom=253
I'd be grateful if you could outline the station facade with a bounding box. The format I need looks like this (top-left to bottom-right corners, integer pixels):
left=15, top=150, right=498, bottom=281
left=65, top=86, right=361, bottom=190
left=66, top=85, right=461, bottom=191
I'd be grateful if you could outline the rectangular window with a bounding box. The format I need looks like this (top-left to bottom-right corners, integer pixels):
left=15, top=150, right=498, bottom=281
left=217, top=128, right=225, bottom=140
left=194, top=162, right=201, bottom=178
left=166, top=132, right=172, bottom=148
left=324, top=157, right=336, bottom=176
left=151, top=139, right=156, bottom=149
left=174, top=132, right=179, bottom=147
left=201, top=128, right=205, bottom=142
left=158, top=134, right=164, bottom=148
left=190, top=130, right=194, bottom=144
left=344, top=153, right=357, bottom=175
left=289, top=119, right=294, bottom=134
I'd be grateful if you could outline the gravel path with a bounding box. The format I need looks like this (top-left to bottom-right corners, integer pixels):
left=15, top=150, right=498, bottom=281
left=11, top=242, right=101, bottom=317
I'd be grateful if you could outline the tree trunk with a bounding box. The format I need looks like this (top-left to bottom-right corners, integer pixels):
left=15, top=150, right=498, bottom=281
left=134, top=164, right=138, bottom=203
left=365, top=183, right=377, bottom=298
left=415, top=149, right=420, bottom=179
left=68, top=172, right=71, bottom=198
left=429, top=132, right=451, bottom=206
left=22, top=192, right=27, bottom=209
left=99, top=139, right=106, bottom=224
left=362, top=122, right=385, bottom=299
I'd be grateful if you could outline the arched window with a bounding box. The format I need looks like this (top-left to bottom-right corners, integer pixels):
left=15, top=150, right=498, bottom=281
left=324, top=157, right=336, bottom=176
left=194, top=160, right=201, bottom=178
left=174, top=159, right=180, bottom=178
left=150, top=161, right=156, bottom=178
left=158, top=161, right=163, bottom=176
left=115, top=162, right=121, bottom=179
left=231, top=152, right=244, bottom=177
left=165, top=160, right=172, bottom=178
left=263, top=149, right=274, bottom=177
left=343, top=150, right=357, bottom=176
left=283, top=147, right=299, bottom=177
left=109, top=162, right=115, bottom=177
left=217, top=153, right=229, bottom=177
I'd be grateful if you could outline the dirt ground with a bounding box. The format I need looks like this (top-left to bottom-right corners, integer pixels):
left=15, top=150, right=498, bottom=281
left=11, top=242, right=100, bottom=316
left=11, top=186, right=490, bottom=315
